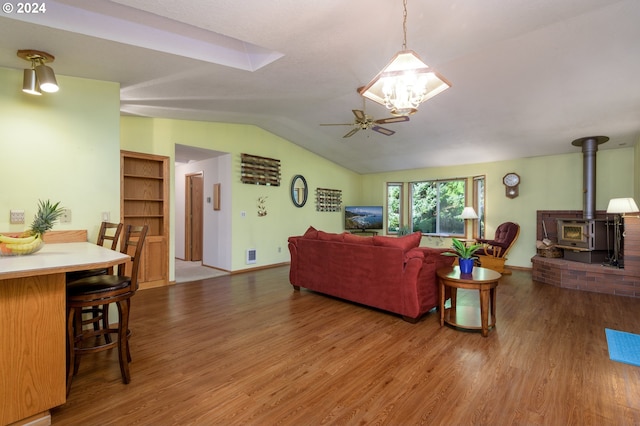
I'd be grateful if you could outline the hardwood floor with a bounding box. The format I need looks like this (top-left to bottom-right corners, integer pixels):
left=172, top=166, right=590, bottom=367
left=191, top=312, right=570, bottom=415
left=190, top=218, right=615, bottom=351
left=52, top=267, right=640, bottom=425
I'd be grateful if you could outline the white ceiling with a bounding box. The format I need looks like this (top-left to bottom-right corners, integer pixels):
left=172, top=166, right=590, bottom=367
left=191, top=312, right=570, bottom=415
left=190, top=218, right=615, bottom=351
left=2, top=0, right=639, bottom=173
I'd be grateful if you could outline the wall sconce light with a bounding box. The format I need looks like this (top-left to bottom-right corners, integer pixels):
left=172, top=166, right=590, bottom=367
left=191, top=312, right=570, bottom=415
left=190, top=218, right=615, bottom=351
left=606, top=197, right=639, bottom=268
left=17, top=49, right=59, bottom=95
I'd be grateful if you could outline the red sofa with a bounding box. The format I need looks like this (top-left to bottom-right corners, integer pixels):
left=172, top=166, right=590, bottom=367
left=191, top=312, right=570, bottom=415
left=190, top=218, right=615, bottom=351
left=287, top=227, right=454, bottom=322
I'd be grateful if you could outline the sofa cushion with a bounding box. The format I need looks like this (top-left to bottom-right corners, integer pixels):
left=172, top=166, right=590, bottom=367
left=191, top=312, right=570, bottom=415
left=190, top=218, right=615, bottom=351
left=317, top=230, right=344, bottom=242
left=343, top=232, right=374, bottom=245
left=302, top=226, right=318, bottom=239
left=372, top=231, right=421, bottom=252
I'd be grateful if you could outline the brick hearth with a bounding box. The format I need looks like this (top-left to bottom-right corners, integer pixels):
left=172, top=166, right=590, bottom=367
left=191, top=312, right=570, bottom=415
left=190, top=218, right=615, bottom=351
left=532, top=215, right=640, bottom=298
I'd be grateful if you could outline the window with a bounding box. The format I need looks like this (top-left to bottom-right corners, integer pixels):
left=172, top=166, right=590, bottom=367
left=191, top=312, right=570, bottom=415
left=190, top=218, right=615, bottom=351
left=473, top=176, right=485, bottom=239
left=386, top=182, right=403, bottom=233
left=410, top=179, right=466, bottom=236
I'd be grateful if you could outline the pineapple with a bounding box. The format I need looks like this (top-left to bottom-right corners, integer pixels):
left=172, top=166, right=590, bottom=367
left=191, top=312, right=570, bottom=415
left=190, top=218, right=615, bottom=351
left=26, top=199, right=65, bottom=237
left=0, top=200, right=64, bottom=255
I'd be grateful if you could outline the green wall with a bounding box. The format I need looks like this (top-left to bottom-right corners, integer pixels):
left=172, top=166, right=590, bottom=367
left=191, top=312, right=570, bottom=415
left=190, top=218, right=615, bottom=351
left=361, top=147, right=635, bottom=268
left=2, top=65, right=637, bottom=274
left=120, top=117, right=362, bottom=272
left=0, top=67, right=120, bottom=241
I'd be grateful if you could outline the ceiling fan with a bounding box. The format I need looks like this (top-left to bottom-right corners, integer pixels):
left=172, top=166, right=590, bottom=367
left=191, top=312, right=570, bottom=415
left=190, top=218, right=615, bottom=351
left=320, top=102, right=409, bottom=138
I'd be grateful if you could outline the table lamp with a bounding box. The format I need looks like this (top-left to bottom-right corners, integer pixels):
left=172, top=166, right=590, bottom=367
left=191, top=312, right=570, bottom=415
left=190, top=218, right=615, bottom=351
left=460, top=207, right=478, bottom=220
left=460, top=207, right=478, bottom=238
left=606, top=197, right=639, bottom=267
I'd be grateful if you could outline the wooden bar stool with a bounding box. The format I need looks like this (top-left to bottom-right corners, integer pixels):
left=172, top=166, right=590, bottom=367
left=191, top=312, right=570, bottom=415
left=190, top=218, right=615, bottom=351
left=66, top=221, right=123, bottom=282
left=66, top=222, right=123, bottom=335
left=66, top=224, right=147, bottom=396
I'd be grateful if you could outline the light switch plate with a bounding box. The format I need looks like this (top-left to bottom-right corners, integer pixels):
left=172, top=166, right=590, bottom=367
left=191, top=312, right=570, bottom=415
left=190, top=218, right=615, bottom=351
left=60, top=209, right=72, bottom=223
left=10, top=209, right=25, bottom=224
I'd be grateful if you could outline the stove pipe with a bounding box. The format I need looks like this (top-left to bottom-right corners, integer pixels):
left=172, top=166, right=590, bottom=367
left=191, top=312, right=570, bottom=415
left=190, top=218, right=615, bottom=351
left=571, top=136, right=609, bottom=220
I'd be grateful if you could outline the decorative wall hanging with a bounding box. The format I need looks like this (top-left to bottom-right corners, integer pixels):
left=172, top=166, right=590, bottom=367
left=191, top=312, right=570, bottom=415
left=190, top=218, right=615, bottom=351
left=241, top=153, right=281, bottom=186
left=258, top=196, right=268, bottom=216
left=316, top=188, right=342, bottom=212
left=213, top=183, right=221, bottom=210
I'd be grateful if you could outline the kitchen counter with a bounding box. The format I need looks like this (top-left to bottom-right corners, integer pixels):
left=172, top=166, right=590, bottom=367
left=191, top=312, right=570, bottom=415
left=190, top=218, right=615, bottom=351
left=0, top=242, right=129, bottom=426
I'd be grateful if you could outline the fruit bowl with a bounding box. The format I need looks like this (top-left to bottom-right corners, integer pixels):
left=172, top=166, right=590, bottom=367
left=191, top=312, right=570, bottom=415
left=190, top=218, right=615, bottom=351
left=0, top=235, right=44, bottom=256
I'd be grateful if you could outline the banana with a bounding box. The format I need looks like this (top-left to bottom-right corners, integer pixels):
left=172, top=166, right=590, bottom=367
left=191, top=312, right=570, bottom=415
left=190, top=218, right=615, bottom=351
left=0, top=234, right=37, bottom=244
left=6, top=236, right=43, bottom=254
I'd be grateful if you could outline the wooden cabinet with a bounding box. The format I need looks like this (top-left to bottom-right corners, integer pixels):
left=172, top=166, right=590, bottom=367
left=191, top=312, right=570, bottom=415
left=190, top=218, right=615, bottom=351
left=121, top=150, right=169, bottom=288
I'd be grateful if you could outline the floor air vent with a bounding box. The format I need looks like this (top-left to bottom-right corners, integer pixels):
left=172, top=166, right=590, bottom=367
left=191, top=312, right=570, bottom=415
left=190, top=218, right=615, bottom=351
left=246, top=249, right=257, bottom=264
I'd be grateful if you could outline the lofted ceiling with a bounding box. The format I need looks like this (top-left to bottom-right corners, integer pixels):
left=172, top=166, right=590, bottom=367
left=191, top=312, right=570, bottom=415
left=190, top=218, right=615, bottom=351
left=1, top=0, right=639, bottom=173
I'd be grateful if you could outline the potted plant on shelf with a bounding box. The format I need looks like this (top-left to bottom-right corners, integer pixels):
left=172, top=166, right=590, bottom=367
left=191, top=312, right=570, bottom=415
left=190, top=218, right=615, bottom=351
left=442, top=238, right=484, bottom=274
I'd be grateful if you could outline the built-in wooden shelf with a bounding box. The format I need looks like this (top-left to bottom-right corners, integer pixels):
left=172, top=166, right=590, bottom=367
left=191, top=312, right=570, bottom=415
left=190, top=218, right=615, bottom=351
left=121, top=150, right=169, bottom=288
left=123, top=174, right=164, bottom=180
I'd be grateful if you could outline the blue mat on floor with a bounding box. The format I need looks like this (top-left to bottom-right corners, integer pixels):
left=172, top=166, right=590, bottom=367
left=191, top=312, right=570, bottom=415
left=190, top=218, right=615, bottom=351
left=605, top=328, right=640, bottom=367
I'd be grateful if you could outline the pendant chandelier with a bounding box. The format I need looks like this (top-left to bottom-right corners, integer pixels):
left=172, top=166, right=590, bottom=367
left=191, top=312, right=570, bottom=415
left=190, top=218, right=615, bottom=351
left=359, top=0, right=450, bottom=116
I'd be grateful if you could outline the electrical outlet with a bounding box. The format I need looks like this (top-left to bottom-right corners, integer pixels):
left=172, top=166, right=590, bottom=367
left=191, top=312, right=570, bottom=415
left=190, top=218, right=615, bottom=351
left=102, top=211, right=110, bottom=222
left=10, top=210, right=25, bottom=224
left=241, top=211, right=246, bottom=217
left=60, top=208, right=72, bottom=223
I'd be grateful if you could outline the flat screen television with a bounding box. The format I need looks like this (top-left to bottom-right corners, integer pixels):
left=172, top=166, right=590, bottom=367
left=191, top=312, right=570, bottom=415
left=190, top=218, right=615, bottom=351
left=344, top=205, right=384, bottom=231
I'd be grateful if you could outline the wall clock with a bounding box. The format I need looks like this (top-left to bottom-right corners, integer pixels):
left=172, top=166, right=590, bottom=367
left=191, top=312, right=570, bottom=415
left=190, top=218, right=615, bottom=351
left=503, top=172, right=520, bottom=199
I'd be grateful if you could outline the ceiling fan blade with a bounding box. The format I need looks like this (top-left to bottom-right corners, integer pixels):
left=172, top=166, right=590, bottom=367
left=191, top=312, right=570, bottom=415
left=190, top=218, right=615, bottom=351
left=343, top=128, right=360, bottom=138
left=372, top=126, right=395, bottom=136
left=375, top=116, right=410, bottom=124
left=320, top=123, right=353, bottom=126
left=352, top=109, right=366, bottom=121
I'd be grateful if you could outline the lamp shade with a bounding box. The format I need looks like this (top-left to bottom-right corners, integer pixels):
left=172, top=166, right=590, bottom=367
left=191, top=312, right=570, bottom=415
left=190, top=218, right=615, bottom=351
left=359, top=50, right=451, bottom=116
left=35, top=63, right=59, bottom=93
left=22, top=68, right=42, bottom=95
left=606, top=198, right=639, bottom=214
left=460, top=207, right=479, bottom=219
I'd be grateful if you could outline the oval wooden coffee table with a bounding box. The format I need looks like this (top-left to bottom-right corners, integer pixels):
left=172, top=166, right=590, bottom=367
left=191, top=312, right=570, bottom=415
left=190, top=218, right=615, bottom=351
left=437, top=265, right=502, bottom=337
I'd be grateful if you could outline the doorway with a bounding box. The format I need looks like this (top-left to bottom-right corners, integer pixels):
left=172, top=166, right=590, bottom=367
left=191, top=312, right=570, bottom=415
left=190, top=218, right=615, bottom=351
left=185, top=172, right=203, bottom=261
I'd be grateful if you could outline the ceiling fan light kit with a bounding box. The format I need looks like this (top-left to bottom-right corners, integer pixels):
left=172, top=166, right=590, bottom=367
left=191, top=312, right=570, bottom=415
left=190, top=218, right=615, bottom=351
left=320, top=107, right=409, bottom=138
left=359, top=0, right=450, bottom=116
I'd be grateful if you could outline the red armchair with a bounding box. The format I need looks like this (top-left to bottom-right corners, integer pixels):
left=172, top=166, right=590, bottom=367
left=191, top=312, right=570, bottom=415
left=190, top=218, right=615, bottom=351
left=476, top=222, right=520, bottom=273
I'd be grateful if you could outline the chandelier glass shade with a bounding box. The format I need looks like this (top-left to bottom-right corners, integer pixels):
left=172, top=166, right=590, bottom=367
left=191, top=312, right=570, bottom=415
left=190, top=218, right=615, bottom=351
left=359, top=50, right=450, bottom=116
left=359, top=0, right=450, bottom=116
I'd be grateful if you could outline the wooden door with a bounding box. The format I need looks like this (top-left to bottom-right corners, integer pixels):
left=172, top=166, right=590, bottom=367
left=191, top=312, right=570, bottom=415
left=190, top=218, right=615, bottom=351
left=186, top=173, right=203, bottom=261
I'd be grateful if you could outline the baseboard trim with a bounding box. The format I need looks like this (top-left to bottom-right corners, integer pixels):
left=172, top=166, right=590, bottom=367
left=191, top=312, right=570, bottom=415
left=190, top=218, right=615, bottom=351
left=507, top=265, right=532, bottom=272
left=230, top=262, right=290, bottom=275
